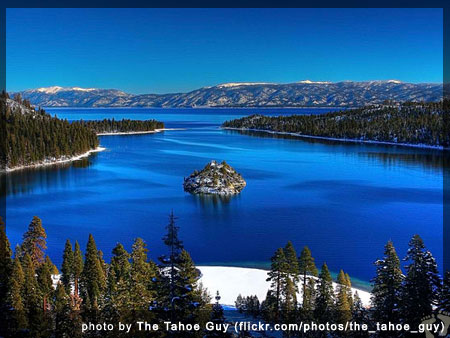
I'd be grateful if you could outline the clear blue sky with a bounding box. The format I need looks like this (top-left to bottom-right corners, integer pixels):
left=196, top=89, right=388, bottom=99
left=6, top=8, right=443, bottom=94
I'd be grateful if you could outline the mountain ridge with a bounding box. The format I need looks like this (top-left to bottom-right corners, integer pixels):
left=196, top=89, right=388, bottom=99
left=16, top=80, right=442, bottom=108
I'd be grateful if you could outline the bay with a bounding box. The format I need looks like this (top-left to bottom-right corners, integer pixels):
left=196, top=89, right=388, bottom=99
left=4, top=107, right=444, bottom=289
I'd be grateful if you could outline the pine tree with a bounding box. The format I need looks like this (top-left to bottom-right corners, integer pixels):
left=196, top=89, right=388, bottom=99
left=45, top=255, right=59, bottom=275
left=108, top=243, right=131, bottom=312
left=178, top=249, right=206, bottom=322
left=335, top=270, right=352, bottom=328
left=37, top=256, right=54, bottom=312
left=352, top=292, right=369, bottom=337
left=371, top=240, right=403, bottom=326
left=21, top=253, right=42, bottom=334
left=156, top=212, right=209, bottom=330
left=400, top=235, right=441, bottom=330
left=21, top=216, right=47, bottom=266
left=54, top=282, right=72, bottom=337
left=314, top=263, right=334, bottom=323
left=7, top=256, right=27, bottom=333
left=301, top=277, right=316, bottom=318
left=0, top=218, right=12, bottom=297
left=72, top=240, right=83, bottom=296
left=266, top=247, right=288, bottom=321
left=206, top=291, right=231, bottom=338
left=344, top=272, right=353, bottom=311
left=129, top=238, right=157, bottom=310
left=261, top=290, right=278, bottom=322
left=81, top=234, right=106, bottom=310
left=110, top=243, right=130, bottom=282
left=0, top=218, right=12, bottom=335
left=284, top=241, right=300, bottom=287
left=235, top=294, right=244, bottom=313
left=298, top=246, right=318, bottom=310
left=282, top=276, right=297, bottom=320
left=157, top=211, right=184, bottom=321
left=61, top=240, right=74, bottom=294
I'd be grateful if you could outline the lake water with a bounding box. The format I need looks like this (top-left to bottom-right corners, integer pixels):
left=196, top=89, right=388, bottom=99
left=4, top=108, right=444, bottom=289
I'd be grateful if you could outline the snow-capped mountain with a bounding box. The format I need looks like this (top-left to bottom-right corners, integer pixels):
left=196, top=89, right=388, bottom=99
left=16, top=81, right=442, bottom=108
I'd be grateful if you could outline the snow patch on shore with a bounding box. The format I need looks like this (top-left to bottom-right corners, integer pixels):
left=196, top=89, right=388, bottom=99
left=198, top=266, right=371, bottom=308
left=2, top=146, right=106, bottom=173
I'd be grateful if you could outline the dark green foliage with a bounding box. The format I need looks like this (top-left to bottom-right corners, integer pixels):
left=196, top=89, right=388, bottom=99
left=81, top=118, right=164, bottom=134
left=61, top=240, right=74, bottom=294
left=1, top=95, right=164, bottom=169
left=0, top=217, right=12, bottom=328
left=335, top=270, right=352, bottom=327
left=129, top=237, right=158, bottom=310
left=298, top=246, right=318, bottom=313
left=72, top=241, right=83, bottom=296
left=314, top=263, right=334, bottom=323
left=156, top=212, right=210, bottom=332
left=81, top=234, right=106, bottom=310
left=6, top=257, right=27, bottom=335
left=266, top=247, right=287, bottom=321
left=207, top=291, right=231, bottom=337
left=400, top=235, right=441, bottom=330
left=21, top=216, right=47, bottom=267
left=235, top=294, right=260, bottom=317
left=37, top=257, right=54, bottom=310
left=370, top=241, right=403, bottom=325
left=222, top=101, right=447, bottom=147
left=54, top=283, right=73, bottom=338
left=107, top=243, right=131, bottom=313
left=2, top=96, right=99, bottom=169
left=284, top=241, right=300, bottom=288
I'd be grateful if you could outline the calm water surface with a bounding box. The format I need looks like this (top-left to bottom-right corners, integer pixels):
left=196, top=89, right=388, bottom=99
left=5, top=108, right=444, bottom=289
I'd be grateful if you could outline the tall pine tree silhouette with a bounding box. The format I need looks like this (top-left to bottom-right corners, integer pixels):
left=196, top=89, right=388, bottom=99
left=371, top=240, right=403, bottom=327
left=400, top=235, right=441, bottom=330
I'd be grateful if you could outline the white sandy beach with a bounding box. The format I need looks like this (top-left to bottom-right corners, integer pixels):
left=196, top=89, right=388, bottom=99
left=198, top=266, right=372, bottom=307
left=2, top=146, right=106, bottom=173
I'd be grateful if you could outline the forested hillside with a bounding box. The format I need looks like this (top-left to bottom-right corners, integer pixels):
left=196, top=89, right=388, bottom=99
left=1, top=92, right=165, bottom=170
left=1, top=92, right=99, bottom=170
left=222, top=102, right=447, bottom=148
left=82, top=118, right=164, bottom=134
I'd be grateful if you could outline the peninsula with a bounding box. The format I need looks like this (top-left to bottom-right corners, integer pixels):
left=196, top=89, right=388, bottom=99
left=1, top=92, right=165, bottom=172
left=222, top=101, right=447, bottom=149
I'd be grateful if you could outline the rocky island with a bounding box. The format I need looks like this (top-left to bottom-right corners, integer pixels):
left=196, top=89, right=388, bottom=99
left=183, top=160, right=246, bottom=195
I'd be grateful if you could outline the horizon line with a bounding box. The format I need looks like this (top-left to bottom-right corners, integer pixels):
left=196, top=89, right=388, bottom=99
left=10, top=79, right=444, bottom=95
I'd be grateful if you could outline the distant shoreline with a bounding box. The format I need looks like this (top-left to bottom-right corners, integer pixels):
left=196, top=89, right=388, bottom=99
left=97, top=128, right=183, bottom=136
left=223, top=127, right=445, bottom=150
left=2, top=146, right=106, bottom=174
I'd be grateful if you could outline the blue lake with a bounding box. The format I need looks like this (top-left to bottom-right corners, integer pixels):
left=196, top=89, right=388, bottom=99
left=4, top=108, right=444, bottom=289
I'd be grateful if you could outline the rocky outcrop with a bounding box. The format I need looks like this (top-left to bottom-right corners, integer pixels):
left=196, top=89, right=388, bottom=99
left=183, top=161, right=246, bottom=195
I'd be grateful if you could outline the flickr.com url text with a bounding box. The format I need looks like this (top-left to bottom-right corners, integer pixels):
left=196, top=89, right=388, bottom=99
left=81, top=320, right=447, bottom=335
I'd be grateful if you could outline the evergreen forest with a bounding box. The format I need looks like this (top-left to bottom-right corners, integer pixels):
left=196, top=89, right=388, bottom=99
left=0, top=215, right=448, bottom=337
left=222, top=101, right=448, bottom=148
